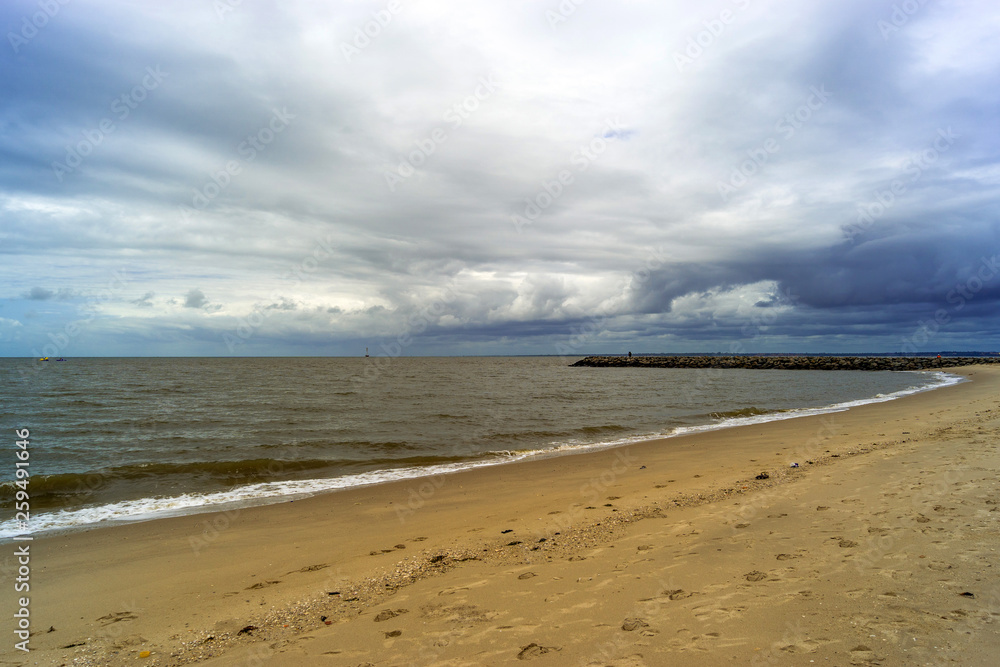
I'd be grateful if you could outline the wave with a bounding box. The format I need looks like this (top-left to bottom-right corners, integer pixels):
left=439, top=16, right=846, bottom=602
left=708, top=407, right=786, bottom=420
left=480, top=424, right=630, bottom=443
left=671, top=371, right=964, bottom=436
left=0, top=371, right=962, bottom=541
left=0, top=453, right=537, bottom=540
left=578, top=424, right=631, bottom=434
left=0, top=454, right=478, bottom=502
left=258, top=439, right=420, bottom=452
left=65, top=399, right=108, bottom=407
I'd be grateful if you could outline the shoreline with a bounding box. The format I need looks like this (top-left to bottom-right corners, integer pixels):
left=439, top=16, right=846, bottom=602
left=9, top=366, right=1000, bottom=665
left=1, top=369, right=962, bottom=542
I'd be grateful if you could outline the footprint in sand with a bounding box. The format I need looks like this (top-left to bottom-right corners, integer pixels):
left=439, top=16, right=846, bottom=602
left=96, top=611, right=138, bottom=626
left=926, top=560, right=956, bottom=571
left=588, top=656, right=648, bottom=667
left=692, top=604, right=747, bottom=621
left=849, top=644, right=878, bottom=665
left=780, top=637, right=833, bottom=653
left=517, top=643, right=561, bottom=660
left=287, top=563, right=328, bottom=574
left=621, top=618, right=649, bottom=631
left=662, top=589, right=696, bottom=600
left=438, top=586, right=469, bottom=596
left=373, top=608, right=408, bottom=622
left=744, top=571, right=768, bottom=582
left=421, top=602, right=497, bottom=625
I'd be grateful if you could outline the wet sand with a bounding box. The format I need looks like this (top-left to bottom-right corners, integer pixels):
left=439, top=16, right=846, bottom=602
left=9, top=367, right=1000, bottom=665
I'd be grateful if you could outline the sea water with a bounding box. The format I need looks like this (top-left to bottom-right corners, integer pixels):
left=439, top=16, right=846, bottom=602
left=0, top=357, right=960, bottom=539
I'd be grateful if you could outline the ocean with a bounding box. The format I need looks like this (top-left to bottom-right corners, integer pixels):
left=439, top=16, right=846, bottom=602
left=0, top=357, right=960, bottom=540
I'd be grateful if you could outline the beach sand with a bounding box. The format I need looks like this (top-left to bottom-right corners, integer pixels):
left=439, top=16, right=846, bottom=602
left=9, top=367, right=1000, bottom=666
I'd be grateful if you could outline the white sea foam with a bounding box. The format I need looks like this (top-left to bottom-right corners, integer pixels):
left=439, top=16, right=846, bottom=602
left=0, top=454, right=544, bottom=540
left=0, top=371, right=964, bottom=541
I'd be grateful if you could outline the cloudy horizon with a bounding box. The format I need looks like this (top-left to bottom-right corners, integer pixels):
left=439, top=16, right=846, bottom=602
left=2, top=0, right=999, bottom=357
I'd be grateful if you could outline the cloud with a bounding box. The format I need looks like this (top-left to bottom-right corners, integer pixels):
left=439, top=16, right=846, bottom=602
left=265, top=298, right=297, bottom=311
left=183, top=289, right=209, bottom=309
left=1, top=0, right=999, bottom=356
left=22, top=287, right=75, bottom=301
left=24, top=287, right=55, bottom=301
left=132, top=291, right=155, bottom=307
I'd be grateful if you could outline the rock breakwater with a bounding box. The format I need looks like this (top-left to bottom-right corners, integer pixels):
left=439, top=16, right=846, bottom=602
left=570, top=356, right=1000, bottom=371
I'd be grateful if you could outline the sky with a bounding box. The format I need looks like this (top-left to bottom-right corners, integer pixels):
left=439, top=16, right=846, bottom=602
left=2, top=0, right=999, bottom=357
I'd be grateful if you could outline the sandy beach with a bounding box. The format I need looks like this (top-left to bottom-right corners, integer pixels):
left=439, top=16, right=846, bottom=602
left=8, top=366, right=1000, bottom=666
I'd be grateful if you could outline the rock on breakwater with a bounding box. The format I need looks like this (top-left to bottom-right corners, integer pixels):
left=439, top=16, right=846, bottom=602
left=570, top=356, right=1000, bottom=371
